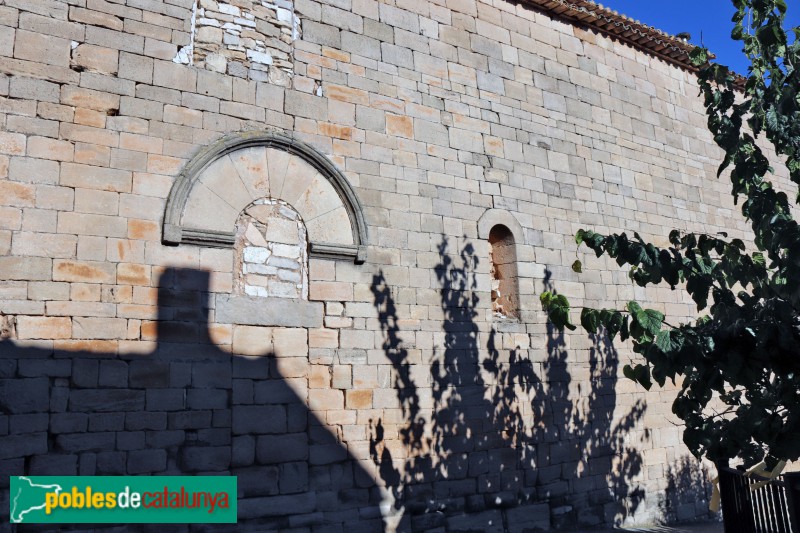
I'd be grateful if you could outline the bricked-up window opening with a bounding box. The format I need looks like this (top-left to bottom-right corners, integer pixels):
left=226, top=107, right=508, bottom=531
left=174, top=0, right=300, bottom=87
left=234, top=199, right=308, bottom=299
left=489, top=225, right=520, bottom=319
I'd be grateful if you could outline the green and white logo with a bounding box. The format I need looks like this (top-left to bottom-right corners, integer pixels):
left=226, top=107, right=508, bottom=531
left=10, top=476, right=237, bottom=524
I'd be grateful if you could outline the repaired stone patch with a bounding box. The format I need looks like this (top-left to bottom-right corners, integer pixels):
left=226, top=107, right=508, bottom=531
left=174, top=0, right=299, bottom=87
left=234, top=198, right=308, bottom=300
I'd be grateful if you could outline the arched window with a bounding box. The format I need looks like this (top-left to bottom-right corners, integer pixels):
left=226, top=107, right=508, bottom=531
left=235, top=199, right=308, bottom=299
left=488, top=224, right=520, bottom=319
left=163, top=131, right=368, bottom=264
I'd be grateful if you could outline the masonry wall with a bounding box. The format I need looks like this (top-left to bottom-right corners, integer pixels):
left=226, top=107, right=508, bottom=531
left=0, top=0, right=771, bottom=530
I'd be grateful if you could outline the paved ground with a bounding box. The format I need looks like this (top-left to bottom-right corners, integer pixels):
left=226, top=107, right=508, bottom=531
left=569, top=521, right=724, bottom=532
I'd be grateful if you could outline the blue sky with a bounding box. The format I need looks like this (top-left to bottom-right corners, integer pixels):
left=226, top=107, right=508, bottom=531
left=604, top=0, right=800, bottom=75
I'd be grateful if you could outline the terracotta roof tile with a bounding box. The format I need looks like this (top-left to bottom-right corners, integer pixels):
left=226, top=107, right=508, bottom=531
left=523, top=0, right=702, bottom=71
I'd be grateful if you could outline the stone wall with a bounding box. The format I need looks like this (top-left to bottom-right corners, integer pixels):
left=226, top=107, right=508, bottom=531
left=0, top=0, right=775, bottom=530
left=174, top=0, right=300, bottom=87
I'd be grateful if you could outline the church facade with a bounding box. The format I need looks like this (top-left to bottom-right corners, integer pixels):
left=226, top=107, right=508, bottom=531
left=0, top=0, right=762, bottom=529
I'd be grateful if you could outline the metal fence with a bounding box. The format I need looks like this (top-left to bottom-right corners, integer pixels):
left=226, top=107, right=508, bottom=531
left=718, top=466, right=800, bottom=532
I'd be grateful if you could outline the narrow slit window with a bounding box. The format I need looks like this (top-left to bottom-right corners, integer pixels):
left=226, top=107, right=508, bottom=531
left=489, top=224, right=520, bottom=320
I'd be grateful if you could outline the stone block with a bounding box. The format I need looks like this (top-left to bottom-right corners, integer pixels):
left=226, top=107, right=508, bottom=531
left=153, top=60, right=196, bottom=92
left=285, top=90, right=328, bottom=120
left=9, top=413, right=49, bottom=433
left=0, top=257, right=50, bottom=281
left=332, top=365, right=351, bottom=389
left=15, top=30, right=71, bottom=66
left=30, top=454, right=78, bottom=475
left=145, top=388, right=185, bottom=411
left=127, top=449, right=167, bottom=474
left=279, top=461, right=309, bottom=494
left=232, top=356, right=270, bottom=379
left=57, top=431, right=116, bottom=452
left=88, top=413, right=125, bottom=432
left=50, top=413, right=88, bottom=434
left=146, top=429, right=184, bottom=448
left=58, top=212, right=128, bottom=238
left=255, top=82, right=284, bottom=112
left=69, top=7, right=123, bottom=31
left=169, top=411, right=213, bottom=431
left=116, top=431, right=145, bottom=451
left=9, top=157, right=59, bottom=184
left=232, top=435, right=256, bottom=467
left=127, top=412, right=168, bottom=431
left=16, top=317, right=71, bottom=340
left=187, top=388, right=228, bottom=409
left=70, top=359, right=99, bottom=388
left=181, top=446, right=230, bottom=471
left=217, top=295, right=323, bottom=328
left=256, top=433, right=308, bottom=464
left=446, top=510, right=504, bottom=533
left=0, top=132, right=26, bottom=157
left=505, top=503, right=551, bottom=532
left=233, top=493, right=303, bottom=520
left=232, top=325, right=273, bottom=356
left=235, top=465, right=280, bottom=496
left=72, top=44, right=118, bottom=75
left=128, top=360, right=170, bottom=388
left=96, top=451, right=126, bottom=474
left=345, top=389, right=372, bottom=409
left=118, top=52, right=153, bottom=84
left=69, top=389, right=145, bottom=412
left=232, top=405, right=286, bottom=435
left=85, top=24, right=142, bottom=53
left=308, top=389, right=343, bottom=411
left=0, top=432, right=48, bottom=460
left=302, top=20, right=340, bottom=48
left=308, top=443, right=346, bottom=465
left=61, top=86, right=120, bottom=113
left=27, top=136, right=74, bottom=162
left=17, top=359, right=71, bottom=378
left=72, top=317, right=128, bottom=340
left=10, top=78, right=60, bottom=104
left=192, top=362, right=231, bottom=388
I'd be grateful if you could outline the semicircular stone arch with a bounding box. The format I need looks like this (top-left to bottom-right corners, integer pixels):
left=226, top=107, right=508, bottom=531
left=163, top=131, right=368, bottom=263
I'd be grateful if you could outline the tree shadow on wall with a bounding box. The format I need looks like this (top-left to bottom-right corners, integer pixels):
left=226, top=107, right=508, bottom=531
left=658, top=456, right=719, bottom=524
left=0, top=268, right=384, bottom=532
left=538, top=268, right=648, bottom=527
left=369, top=237, right=647, bottom=531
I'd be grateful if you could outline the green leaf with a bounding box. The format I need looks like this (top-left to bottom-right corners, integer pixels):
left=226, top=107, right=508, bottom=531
left=580, top=308, right=599, bottom=333
left=539, top=292, right=553, bottom=308
left=532, top=2, right=800, bottom=469
left=655, top=329, right=682, bottom=353
left=540, top=292, right=576, bottom=331
left=627, top=301, right=643, bottom=316
left=633, top=364, right=653, bottom=390
left=572, top=260, right=582, bottom=273
left=623, top=364, right=636, bottom=381
left=628, top=302, right=665, bottom=336
left=690, top=47, right=710, bottom=66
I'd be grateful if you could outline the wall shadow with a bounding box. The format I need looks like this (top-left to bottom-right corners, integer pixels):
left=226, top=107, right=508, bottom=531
left=369, top=237, right=647, bottom=530
left=0, top=267, right=384, bottom=532
left=538, top=269, right=648, bottom=527
left=659, top=456, right=719, bottom=524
